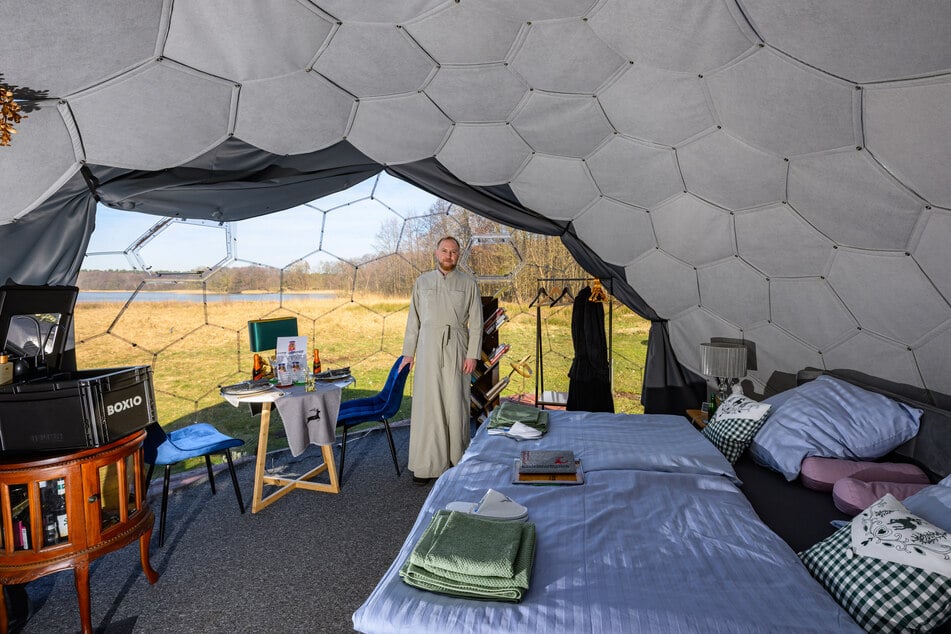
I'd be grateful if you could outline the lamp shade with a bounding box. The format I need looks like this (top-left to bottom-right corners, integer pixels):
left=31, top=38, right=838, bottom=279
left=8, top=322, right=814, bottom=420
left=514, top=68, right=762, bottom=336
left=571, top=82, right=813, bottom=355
left=699, top=342, right=747, bottom=379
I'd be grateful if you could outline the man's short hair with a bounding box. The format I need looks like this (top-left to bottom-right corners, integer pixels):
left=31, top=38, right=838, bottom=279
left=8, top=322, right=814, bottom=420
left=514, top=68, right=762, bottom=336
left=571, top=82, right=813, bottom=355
left=435, top=236, right=460, bottom=250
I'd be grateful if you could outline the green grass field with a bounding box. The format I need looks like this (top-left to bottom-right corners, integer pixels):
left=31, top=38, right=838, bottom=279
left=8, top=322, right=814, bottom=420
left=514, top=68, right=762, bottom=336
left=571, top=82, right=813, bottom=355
left=74, top=295, right=649, bottom=470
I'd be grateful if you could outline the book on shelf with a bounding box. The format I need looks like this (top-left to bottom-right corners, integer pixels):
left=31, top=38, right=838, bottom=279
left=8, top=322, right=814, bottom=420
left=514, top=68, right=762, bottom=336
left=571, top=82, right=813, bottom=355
left=512, top=459, right=584, bottom=485
left=483, top=376, right=509, bottom=402
left=485, top=312, right=508, bottom=335
left=482, top=307, right=505, bottom=331
left=518, top=449, right=576, bottom=473
left=487, top=343, right=509, bottom=366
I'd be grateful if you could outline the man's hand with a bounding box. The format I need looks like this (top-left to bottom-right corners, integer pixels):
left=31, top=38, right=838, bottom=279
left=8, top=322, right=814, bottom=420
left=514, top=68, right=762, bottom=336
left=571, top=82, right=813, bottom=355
left=462, top=358, right=477, bottom=375
left=400, top=356, right=414, bottom=372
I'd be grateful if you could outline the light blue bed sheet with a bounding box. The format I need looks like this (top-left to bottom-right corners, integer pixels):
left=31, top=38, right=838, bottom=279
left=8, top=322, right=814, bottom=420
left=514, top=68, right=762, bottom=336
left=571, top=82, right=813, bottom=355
left=465, top=410, right=740, bottom=484
left=353, top=458, right=860, bottom=633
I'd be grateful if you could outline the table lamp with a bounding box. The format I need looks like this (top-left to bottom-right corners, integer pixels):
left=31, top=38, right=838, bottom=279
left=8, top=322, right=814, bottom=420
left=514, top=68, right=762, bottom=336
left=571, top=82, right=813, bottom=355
left=699, top=341, right=748, bottom=404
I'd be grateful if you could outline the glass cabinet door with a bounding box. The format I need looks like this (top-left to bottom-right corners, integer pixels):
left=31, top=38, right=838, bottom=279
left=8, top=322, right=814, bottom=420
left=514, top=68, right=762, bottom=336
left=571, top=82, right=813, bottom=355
left=39, top=478, right=69, bottom=548
left=6, top=484, right=32, bottom=551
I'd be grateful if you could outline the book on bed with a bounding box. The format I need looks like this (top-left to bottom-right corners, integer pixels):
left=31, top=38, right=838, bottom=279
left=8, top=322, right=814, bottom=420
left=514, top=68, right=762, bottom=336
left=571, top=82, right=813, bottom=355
left=518, top=449, right=576, bottom=473
left=513, top=459, right=584, bottom=485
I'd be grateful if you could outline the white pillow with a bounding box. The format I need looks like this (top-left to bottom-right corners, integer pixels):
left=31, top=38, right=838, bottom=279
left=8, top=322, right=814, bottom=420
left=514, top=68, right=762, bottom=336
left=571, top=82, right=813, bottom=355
left=851, top=493, right=951, bottom=578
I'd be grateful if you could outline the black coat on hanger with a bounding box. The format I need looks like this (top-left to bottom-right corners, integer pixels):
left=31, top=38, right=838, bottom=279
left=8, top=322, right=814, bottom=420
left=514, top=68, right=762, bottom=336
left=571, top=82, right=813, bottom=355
left=566, top=286, right=614, bottom=413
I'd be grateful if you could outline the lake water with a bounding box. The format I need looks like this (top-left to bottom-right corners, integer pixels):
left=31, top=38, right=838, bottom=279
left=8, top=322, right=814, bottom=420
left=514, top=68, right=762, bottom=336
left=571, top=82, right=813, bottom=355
left=78, top=291, right=334, bottom=303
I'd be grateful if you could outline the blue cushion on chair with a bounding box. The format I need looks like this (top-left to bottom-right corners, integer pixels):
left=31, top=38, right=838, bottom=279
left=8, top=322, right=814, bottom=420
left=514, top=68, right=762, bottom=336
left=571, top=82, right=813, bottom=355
left=153, top=423, right=244, bottom=465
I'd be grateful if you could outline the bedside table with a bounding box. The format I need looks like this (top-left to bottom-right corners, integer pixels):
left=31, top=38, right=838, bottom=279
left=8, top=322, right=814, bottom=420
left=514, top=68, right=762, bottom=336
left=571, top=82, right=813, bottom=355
left=686, top=408, right=708, bottom=430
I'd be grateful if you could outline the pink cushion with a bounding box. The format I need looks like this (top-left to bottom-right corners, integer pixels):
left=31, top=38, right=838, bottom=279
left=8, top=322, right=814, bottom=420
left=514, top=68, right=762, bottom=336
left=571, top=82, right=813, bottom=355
left=832, top=478, right=931, bottom=516
left=799, top=456, right=928, bottom=492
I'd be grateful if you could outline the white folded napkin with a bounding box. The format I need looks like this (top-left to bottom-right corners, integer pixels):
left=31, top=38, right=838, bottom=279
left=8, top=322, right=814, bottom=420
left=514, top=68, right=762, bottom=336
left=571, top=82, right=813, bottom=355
left=507, top=421, right=542, bottom=440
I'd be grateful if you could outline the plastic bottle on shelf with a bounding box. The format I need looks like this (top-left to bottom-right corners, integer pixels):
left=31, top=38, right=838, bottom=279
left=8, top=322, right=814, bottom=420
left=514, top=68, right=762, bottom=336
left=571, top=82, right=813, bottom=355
left=313, top=349, right=322, bottom=375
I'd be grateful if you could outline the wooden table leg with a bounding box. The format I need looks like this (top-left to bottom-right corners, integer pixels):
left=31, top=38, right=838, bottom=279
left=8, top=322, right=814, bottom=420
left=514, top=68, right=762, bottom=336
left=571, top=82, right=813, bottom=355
left=73, top=560, right=92, bottom=634
left=139, top=523, right=160, bottom=584
left=251, top=402, right=272, bottom=514
left=0, top=584, right=7, bottom=634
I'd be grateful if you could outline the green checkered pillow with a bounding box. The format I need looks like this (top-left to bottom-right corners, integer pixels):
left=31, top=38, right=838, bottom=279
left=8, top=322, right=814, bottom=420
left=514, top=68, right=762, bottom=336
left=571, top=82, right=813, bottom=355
left=799, top=524, right=951, bottom=632
left=701, top=395, right=771, bottom=463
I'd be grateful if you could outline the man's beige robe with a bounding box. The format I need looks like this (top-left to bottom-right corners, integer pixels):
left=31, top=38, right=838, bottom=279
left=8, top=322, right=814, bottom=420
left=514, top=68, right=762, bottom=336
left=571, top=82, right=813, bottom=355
left=402, top=268, right=482, bottom=478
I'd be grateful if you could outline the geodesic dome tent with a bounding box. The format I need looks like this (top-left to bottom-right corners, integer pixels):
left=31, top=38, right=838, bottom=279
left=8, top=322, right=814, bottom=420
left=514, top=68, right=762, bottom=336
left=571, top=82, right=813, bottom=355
left=2, top=1, right=950, bottom=412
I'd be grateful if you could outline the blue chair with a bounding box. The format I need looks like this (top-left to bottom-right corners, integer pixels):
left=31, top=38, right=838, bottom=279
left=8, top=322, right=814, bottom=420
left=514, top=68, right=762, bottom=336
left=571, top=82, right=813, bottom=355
left=336, top=356, right=410, bottom=482
left=143, top=422, right=246, bottom=547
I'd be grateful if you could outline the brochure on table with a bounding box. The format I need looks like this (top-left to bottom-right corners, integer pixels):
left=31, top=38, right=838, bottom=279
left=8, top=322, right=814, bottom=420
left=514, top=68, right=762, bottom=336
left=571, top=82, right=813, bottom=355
left=275, top=335, right=308, bottom=385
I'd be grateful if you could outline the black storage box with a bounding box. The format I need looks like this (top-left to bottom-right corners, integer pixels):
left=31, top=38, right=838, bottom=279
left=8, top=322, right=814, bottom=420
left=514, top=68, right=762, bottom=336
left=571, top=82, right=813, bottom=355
left=0, top=366, right=157, bottom=453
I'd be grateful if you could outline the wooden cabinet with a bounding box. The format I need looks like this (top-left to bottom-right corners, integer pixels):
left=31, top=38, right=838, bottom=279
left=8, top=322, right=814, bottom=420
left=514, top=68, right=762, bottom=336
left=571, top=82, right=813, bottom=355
left=470, top=296, right=509, bottom=423
left=0, top=429, right=158, bottom=633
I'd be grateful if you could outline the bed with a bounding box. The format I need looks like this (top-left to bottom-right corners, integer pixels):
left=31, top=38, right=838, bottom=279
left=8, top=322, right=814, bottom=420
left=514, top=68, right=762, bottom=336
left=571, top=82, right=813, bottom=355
left=353, top=370, right=951, bottom=634
left=353, top=412, right=863, bottom=633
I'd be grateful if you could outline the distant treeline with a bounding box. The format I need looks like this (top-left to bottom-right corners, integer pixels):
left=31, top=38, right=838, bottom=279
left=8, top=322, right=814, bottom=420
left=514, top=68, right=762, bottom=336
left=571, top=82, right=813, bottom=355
left=79, top=203, right=587, bottom=301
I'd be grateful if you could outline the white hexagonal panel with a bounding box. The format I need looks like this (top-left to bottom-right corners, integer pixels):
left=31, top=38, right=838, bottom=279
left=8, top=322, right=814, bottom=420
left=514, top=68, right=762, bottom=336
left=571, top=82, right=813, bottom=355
left=743, top=322, right=822, bottom=393
left=405, top=3, right=522, bottom=65
left=743, top=2, right=951, bottom=83
left=311, top=1, right=444, bottom=23
left=0, top=101, right=80, bottom=221
left=510, top=155, right=599, bottom=221
left=511, top=92, right=612, bottom=157
left=574, top=198, right=654, bottom=266
left=864, top=78, right=951, bottom=208
left=510, top=20, right=626, bottom=93
left=478, top=0, right=595, bottom=21
left=588, top=0, right=754, bottom=73
left=165, top=0, right=333, bottom=82
left=0, top=1, right=163, bottom=97
left=586, top=136, right=682, bottom=209
left=624, top=250, right=699, bottom=318
left=436, top=124, right=532, bottom=186
left=233, top=71, right=354, bottom=155
left=668, top=307, right=743, bottom=372
left=425, top=66, right=529, bottom=123
left=828, top=249, right=949, bottom=345
left=823, top=331, right=924, bottom=387
left=599, top=63, right=714, bottom=146
left=736, top=204, right=834, bottom=277
left=913, top=209, right=951, bottom=300
left=770, top=278, right=858, bottom=352
left=313, top=23, right=435, bottom=98
left=707, top=48, right=855, bottom=157
left=69, top=60, right=235, bottom=170
left=347, top=93, right=451, bottom=165
left=679, top=130, right=786, bottom=210
left=698, top=259, right=770, bottom=329
left=788, top=149, right=925, bottom=250
left=651, top=194, right=733, bottom=267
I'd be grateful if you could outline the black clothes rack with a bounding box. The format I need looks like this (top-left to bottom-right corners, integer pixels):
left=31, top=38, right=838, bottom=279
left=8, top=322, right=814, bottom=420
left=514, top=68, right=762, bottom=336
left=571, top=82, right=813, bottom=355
left=533, top=277, right=613, bottom=409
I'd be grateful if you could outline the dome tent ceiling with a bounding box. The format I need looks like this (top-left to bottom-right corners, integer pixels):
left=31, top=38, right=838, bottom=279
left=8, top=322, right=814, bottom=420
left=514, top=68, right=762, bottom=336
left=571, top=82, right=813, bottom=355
left=1, top=1, right=950, bottom=407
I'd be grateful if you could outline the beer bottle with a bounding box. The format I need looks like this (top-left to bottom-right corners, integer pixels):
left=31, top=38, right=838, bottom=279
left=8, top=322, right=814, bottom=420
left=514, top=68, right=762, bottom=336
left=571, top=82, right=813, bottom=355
left=252, top=353, right=264, bottom=380
left=313, top=349, right=322, bottom=375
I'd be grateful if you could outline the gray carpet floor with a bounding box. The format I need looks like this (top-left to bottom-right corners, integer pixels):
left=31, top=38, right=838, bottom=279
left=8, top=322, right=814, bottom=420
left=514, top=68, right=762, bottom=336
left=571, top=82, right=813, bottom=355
left=13, top=423, right=432, bottom=634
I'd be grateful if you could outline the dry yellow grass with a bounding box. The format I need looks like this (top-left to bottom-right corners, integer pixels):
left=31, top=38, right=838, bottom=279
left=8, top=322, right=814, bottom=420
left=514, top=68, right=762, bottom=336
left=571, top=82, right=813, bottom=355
left=73, top=294, right=648, bottom=467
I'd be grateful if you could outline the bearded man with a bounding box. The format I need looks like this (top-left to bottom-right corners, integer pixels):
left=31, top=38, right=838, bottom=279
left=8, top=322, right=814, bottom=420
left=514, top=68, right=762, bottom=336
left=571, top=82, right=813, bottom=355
left=400, top=236, right=482, bottom=485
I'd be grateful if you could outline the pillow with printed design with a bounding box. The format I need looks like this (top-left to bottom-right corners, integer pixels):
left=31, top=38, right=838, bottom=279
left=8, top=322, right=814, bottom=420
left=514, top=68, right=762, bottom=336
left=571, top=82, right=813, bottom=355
left=701, top=394, right=771, bottom=464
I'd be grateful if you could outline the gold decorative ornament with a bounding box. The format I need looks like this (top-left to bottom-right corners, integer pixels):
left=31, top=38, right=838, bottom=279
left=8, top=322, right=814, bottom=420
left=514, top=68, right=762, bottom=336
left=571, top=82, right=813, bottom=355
left=0, top=89, right=25, bottom=146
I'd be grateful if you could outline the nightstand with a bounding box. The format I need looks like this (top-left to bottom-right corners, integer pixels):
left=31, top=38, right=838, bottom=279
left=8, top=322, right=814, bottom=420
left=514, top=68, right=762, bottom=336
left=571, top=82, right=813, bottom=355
left=686, top=408, right=708, bottom=430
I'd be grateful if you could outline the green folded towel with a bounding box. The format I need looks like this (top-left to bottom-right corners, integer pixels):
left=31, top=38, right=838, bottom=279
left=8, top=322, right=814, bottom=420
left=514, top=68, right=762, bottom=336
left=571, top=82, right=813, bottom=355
left=400, top=510, right=537, bottom=602
left=488, top=401, right=549, bottom=433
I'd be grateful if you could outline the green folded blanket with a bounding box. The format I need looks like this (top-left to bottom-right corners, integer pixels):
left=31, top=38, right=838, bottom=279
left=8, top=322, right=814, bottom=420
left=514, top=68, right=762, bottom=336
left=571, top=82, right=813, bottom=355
left=488, top=401, right=549, bottom=433
left=400, top=510, right=537, bottom=602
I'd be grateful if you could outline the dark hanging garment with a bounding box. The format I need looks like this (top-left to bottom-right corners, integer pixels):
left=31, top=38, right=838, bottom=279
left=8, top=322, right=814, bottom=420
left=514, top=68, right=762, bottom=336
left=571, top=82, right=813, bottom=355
left=566, top=286, right=614, bottom=412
